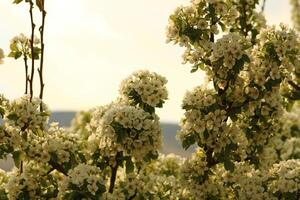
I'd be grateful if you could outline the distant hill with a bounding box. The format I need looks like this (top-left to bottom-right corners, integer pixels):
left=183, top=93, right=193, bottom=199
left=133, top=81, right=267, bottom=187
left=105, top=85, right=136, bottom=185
left=0, top=112, right=194, bottom=171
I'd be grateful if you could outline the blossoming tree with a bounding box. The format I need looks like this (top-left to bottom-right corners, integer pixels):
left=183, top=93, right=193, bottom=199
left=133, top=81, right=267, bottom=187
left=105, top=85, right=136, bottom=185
left=1, top=0, right=300, bottom=199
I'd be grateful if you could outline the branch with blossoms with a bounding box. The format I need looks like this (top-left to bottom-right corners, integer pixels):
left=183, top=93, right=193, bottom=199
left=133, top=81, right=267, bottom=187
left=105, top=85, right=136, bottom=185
left=2, top=0, right=300, bottom=199
left=167, top=0, right=300, bottom=199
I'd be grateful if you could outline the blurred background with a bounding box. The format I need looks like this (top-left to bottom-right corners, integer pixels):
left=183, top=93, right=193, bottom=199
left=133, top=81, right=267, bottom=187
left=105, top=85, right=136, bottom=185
left=0, top=1, right=294, bottom=168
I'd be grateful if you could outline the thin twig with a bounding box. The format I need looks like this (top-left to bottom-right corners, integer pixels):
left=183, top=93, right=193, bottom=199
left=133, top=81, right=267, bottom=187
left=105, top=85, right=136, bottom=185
left=38, top=1, right=46, bottom=111
left=261, top=0, right=267, bottom=13
left=23, top=56, right=29, bottom=94
left=29, top=1, right=36, bottom=102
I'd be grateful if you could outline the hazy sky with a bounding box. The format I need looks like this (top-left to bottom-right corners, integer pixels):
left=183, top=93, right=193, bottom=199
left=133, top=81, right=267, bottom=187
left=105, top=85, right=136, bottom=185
left=0, top=0, right=293, bottom=122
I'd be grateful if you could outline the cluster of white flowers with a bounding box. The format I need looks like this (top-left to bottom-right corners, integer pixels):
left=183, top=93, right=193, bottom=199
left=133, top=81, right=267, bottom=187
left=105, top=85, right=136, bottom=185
left=4, top=95, right=49, bottom=131
left=178, top=86, right=248, bottom=156
left=0, top=48, right=4, bottom=64
left=281, top=106, right=300, bottom=138
left=291, top=0, right=300, bottom=32
left=58, top=164, right=106, bottom=199
left=119, top=70, right=168, bottom=108
left=0, top=169, right=8, bottom=197
left=267, top=159, right=300, bottom=197
left=8, top=33, right=40, bottom=60
left=0, top=124, right=22, bottom=158
left=25, top=123, right=79, bottom=167
left=89, top=104, right=162, bottom=161
left=147, top=153, right=185, bottom=177
left=182, top=86, right=216, bottom=110
left=212, top=33, right=250, bottom=73
left=220, top=162, right=271, bottom=199
left=105, top=154, right=186, bottom=200
left=180, top=148, right=229, bottom=199
left=250, top=25, right=300, bottom=88
left=181, top=148, right=208, bottom=182
left=115, top=172, right=182, bottom=199
left=280, top=138, right=300, bottom=160
left=167, top=0, right=237, bottom=46
left=70, top=110, right=92, bottom=140
left=178, top=109, right=225, bottom=145
left=6, top=162, right=57, bottom=200
left=166, top=0, right=241, bottom=77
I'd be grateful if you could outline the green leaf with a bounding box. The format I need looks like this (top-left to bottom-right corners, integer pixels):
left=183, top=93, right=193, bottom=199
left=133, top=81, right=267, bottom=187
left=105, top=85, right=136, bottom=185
left=219, top=22, right=226, bottom=31
left=12, top=151, right=22, bottom=168
left=13, top=0, right=23, bottom=4
left=143, top=151, right=158, bottom=162
left=96, top=183, right=106, bottom=195
left=10, top=43, right=18, bottom=51
left=190, top=66, right=198, bottom=73
left=40, top=111, right=50, bottom=117
left=7, top=113, right=18, bottom=121
left=156, top=100, right=164, bottom=108
left=0, top=107, right=5, bottom=118
left=7, top=52, right=16, bottom=58
left=8, top=51, right=22, bottom=59
left=224, top=159, right=235, bottom=172
left=125, top=158, right=134, bottom=174
left=182, top=134, right=195, bottom=150
left=242, top=54, right=250, bottom=63
left=14, top=51, right=22, bottom=59
left=282, top=192, right=298, bottom=200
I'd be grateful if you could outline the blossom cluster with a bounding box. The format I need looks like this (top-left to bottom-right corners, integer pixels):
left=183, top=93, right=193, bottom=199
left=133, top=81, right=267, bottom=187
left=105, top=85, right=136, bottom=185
left=250, top=25, right=300, bottom=89
left=70, top=110, right=92, bottom=140
left=4, top=95, right=49, bottom=131
left=5, top=162, right=57, bottom=200
left=89, top=104, right=162, bottom=162
left=105, top=154, right=186, bottom=200
left=8, top=33, right=40, bottom=60
left=211, top=33, right=249, bottom=68
left=58, top=164, right=106, bottom=199
left=178, top=86, right=248, bottom=159
left=25, top=123, right=80, bottom=172
left=0, top=124, right=22, bottom=159
left=267, top=159, right=300, bottom=198
left=0, top=169, right=8, bottom=198
left=119, top=70, right=168, bottom=109
left=167, top=0, right=237, bottom=47
left=180, top=149, right=229, bottom=199
left=219, top=161, right=271, bottom=199
left=182, top=86, right=216, bottom=110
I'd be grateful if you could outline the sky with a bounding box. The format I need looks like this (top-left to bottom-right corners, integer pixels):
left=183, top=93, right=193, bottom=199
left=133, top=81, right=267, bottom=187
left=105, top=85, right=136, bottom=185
left=0, top=0, right=293, bottom=123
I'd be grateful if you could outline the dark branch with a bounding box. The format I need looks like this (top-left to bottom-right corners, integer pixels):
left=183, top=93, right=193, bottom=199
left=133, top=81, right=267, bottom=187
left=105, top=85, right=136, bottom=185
left=29, top=1, right=36, bottom=102
left=38, top=5, right=47, bottom=111
left=288, top=80, right=300, bottom=91
left=261, top=0, right=267, bottom=12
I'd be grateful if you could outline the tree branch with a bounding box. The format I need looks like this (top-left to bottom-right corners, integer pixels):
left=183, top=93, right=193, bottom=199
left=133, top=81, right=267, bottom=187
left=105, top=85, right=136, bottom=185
left=29, top=1, right=36, bottom=102
left=261, top=0, right=267, bottom=13
left=38, top=3, right=46, bottom=111
left=23, top=56, right=29, bottom=94
left=109, top=152, right=122, bottom=193
left=288, top=80, right=300, bottom=91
